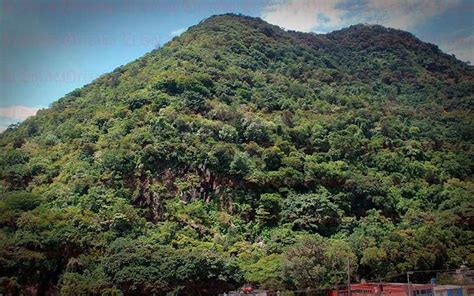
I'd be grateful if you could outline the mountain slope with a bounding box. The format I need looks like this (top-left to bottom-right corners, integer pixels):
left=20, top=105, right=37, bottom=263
left=1, top=14, right=473, bottom=295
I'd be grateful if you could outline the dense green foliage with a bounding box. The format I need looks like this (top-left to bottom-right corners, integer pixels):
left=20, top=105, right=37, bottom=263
left=1, top=14, right=473, bottom=295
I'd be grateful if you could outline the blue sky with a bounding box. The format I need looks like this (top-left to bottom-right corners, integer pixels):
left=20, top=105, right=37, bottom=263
left=1, top=0, right=473, bottom=131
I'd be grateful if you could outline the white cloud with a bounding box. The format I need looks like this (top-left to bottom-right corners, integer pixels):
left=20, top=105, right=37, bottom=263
left=261, top=0, right=461, bottom=32
left=439, top=34, right=474, bottom=63
left=363, top=0, right=461, bottom=30
left=170, top=28, right=186, bottom=36
left=0, top=105, right=40, bottom=120
left=261, top=0, right=345, bottom=32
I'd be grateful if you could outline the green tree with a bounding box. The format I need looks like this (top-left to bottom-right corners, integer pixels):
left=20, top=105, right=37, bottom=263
left=281, top=188, right=343, bottom=235
left=256, top=193, right=282, bottom=226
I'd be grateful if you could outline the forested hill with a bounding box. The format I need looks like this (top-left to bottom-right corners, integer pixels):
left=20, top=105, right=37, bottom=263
left=1, top=13, right=473, bottom=295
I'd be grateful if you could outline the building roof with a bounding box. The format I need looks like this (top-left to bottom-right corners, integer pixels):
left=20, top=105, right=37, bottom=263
left=433, top=285, right=463, bottom=290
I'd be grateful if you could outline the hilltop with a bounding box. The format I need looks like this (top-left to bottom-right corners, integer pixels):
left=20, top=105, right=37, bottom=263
left=1, top=14, right=473, bottom=295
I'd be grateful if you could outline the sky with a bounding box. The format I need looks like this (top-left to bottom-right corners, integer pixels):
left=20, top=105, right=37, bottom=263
left=0, top=0, right=473, bottom=132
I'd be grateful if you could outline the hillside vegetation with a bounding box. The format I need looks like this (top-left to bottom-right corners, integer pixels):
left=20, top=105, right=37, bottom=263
left=1, top=14, right=473, bottom=295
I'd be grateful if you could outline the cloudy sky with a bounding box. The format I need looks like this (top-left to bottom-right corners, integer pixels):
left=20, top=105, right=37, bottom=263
left=1, top=0, right=473, bottom=131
